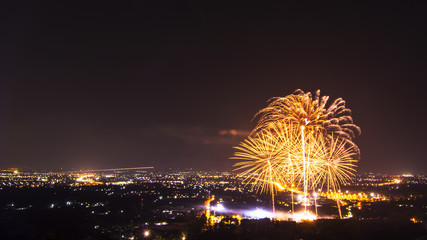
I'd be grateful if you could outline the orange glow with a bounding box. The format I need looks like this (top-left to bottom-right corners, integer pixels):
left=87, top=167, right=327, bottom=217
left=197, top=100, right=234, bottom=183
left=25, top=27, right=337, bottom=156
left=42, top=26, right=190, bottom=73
left=393, top=178, right=402, bottom=184
left=292, top=211, right=317, bottom=222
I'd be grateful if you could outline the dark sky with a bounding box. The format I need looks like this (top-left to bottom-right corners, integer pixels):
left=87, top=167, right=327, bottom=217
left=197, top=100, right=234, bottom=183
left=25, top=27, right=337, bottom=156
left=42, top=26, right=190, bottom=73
left=1, top=1, right=426, bottom=173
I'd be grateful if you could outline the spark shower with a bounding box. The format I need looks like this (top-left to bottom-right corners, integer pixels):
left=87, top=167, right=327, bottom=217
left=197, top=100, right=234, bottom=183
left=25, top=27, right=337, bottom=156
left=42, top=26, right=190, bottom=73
left=232, top=89, right=361, bottom=219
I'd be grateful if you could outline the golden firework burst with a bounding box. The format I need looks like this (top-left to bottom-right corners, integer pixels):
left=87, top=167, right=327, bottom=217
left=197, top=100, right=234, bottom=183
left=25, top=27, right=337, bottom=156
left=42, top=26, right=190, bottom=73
left=232, top=89, right=360, bottom=219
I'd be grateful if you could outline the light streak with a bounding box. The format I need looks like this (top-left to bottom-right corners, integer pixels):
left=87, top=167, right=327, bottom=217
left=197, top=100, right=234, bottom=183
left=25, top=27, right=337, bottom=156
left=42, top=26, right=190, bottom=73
left=69, top=166, right=154, bottom=173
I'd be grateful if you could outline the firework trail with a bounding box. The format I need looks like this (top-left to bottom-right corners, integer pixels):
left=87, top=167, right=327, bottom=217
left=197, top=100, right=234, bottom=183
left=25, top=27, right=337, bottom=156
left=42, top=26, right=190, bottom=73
left=254, top=89, right=361, bottom=156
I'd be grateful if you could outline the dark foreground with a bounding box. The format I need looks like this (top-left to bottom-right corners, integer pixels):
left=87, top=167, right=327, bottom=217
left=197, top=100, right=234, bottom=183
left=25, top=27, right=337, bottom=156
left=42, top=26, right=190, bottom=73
left=1, top=180, right=426, bottom=239
left=195, top=218, right=427, bottom=240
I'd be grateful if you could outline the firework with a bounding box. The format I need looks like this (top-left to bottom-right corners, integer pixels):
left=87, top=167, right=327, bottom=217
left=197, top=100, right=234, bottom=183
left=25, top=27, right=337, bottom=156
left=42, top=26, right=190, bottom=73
left=306, top=133, right=358, bottom=218
left=231, top=122, right=301, bottom=214
left=254, top=89, right=361, bottom=156
left=310, top=135, right=358, bottom=192
left=232, top=89, right=360, bottom=219
left=282, top=128, right=358, bottom=217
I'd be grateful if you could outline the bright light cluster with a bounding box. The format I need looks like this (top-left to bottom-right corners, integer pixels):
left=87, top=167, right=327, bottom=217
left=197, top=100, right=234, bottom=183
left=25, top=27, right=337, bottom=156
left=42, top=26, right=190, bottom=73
left=292, top=211, right=317, bottom=222
left=244, top=208, right=274, bottom=219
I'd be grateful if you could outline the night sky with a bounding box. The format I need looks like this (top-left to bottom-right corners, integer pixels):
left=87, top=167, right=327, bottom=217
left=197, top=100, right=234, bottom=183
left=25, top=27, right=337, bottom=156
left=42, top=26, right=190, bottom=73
left=1, top=1, right=426, bottom=173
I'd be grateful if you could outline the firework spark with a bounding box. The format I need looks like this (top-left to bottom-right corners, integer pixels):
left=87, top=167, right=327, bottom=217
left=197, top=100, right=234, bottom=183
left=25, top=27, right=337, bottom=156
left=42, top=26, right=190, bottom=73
left=232, top=89, right=360, bottom=219
left=254, top=89, right=361, bottom=156
left=231, top=122, right=301, bottom=213
left=307, top=133, right=358, bottom=218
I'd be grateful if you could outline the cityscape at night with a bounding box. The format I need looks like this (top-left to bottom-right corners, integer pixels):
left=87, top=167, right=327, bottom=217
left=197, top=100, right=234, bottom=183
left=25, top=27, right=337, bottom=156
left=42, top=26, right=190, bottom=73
left=1, top=168, right=426, bottom=239
left=1, top=1, right=427, bottom=240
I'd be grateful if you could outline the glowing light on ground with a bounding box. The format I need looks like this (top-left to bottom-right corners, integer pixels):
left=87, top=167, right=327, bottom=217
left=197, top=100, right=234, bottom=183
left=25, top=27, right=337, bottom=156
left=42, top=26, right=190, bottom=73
left=244, top=208, right=274, bottom=219
left=211, top=203, right=226, bottom=212
left=292, top=211, right=317, bottom=222
left=393, top=178, right=402, bottom=184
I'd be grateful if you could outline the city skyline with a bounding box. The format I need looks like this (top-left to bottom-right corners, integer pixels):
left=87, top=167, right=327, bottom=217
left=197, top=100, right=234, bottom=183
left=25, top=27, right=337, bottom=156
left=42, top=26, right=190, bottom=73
left=1, top=2, right=426, bottom=173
